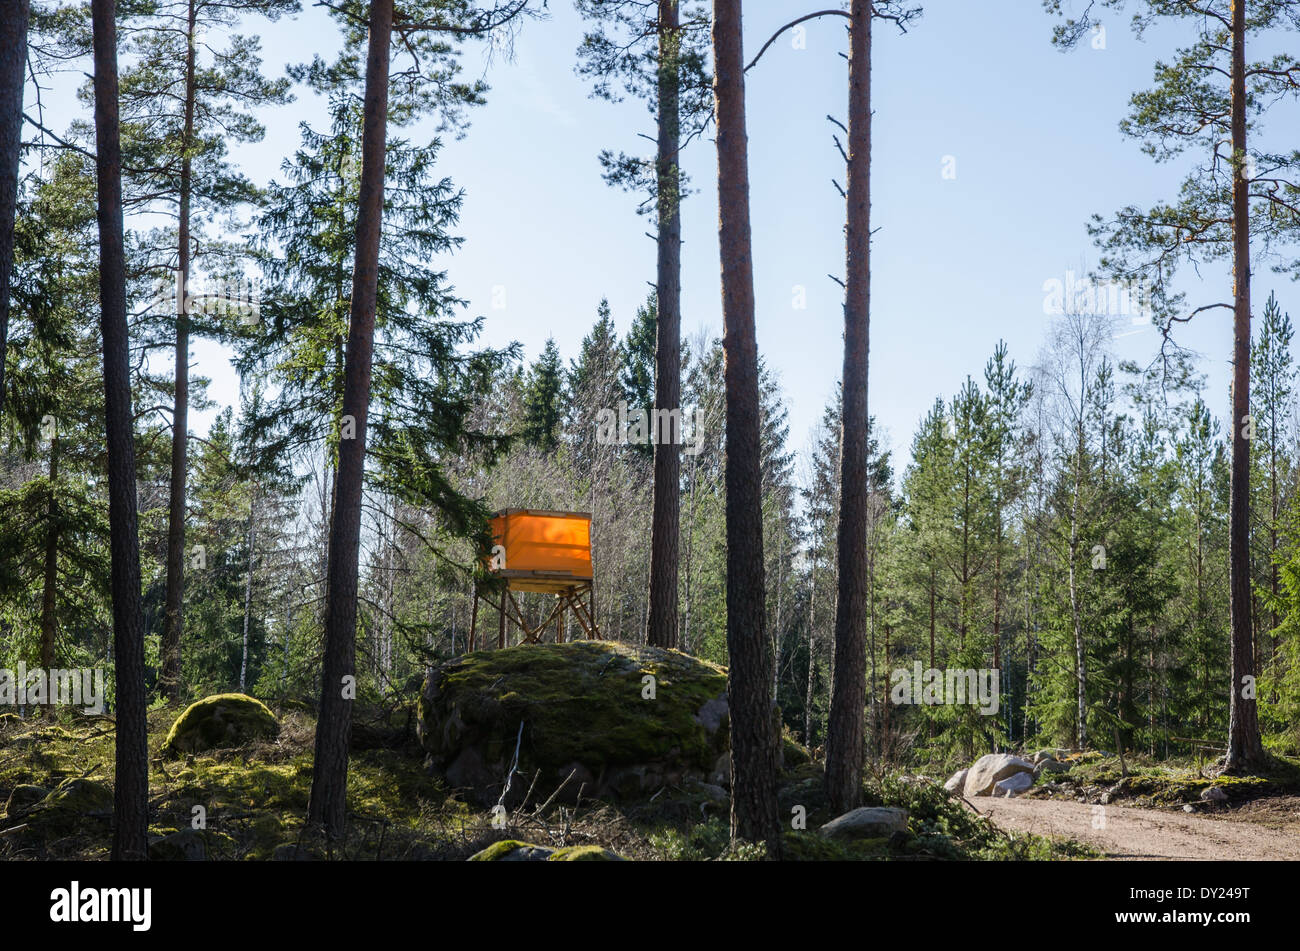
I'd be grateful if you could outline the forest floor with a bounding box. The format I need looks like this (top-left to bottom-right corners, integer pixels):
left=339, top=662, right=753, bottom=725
left=974, top=796, right=1300, bottom=860
left=0, top=700, right=1095, bottom=861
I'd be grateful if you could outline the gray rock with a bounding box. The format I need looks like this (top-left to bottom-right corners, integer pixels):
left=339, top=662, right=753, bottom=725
left=1200, top=785, right=1228, bottom=803
left=710, top=752, right=731, bottom=788
left=1034, top=758, right=1071, bottom=777
left=993, top=772, right=1034, bottom=797
left=1183, top=804, right=1196, bottom=813
left=943, top=769, right=969, bottom=794
left=1031, top=749, right=1058, bottom=765
left=697, top=783, right=728, bottom=803
left=693, top=697, right=730, bottom=733
left=964, top=753, right=1036, bottom=797
left=819, top=806, right=910, bottom=839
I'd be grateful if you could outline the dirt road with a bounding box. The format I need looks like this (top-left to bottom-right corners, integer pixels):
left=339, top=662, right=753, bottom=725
left=975, top=796, right=1300, bottom=860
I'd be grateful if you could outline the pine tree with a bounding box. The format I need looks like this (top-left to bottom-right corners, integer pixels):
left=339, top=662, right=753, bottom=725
left=1045, top=0, right=1300, bottom=772
left=522, top=338, right=564, bottom=452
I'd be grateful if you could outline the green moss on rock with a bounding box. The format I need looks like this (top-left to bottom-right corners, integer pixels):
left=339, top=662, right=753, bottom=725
left=548, top=845, right=625, bottom=861
left=162, top=693, right=279, bottom=757
left=419, top=641, right=729, bottom=800
left=23, top=778, right=114, bottom=835
left=4, top=784, right=51, bottom=817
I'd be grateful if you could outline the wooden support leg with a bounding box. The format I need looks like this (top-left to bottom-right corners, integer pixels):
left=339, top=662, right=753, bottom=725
left=557, top=597, right=565, bottom=644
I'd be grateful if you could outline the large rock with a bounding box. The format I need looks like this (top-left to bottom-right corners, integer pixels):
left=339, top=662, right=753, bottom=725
left=964, top=753, right=1035, bottom=798
left=943, top=769, right=969, bottom=795
left=819, top=806, right=910, bottom=840
left=418, top=641, right=730, bottom=806
left=993, top=772, right=1034, bottom=797
left=1201, top=785, right=1228, bottom=803
left=162, top=693, right=279, bottom=757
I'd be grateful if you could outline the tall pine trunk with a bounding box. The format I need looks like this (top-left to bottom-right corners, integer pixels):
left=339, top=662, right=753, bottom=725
left=0, top=0, right=29, bottom=421
left=40, top=438, right=59, bottom=712
left=647, top=0, right=681, bottom=649
left=1225, top=0, right=1264, bottom=772
left=161, top=0, right=199, bottom=701
left=92, top=0, right=148, bottom=861
left=712, top=0, right=780, bottom=855
left=308, top=0, right=392, bottom=839
left=825, top=0, right=871, bottom=816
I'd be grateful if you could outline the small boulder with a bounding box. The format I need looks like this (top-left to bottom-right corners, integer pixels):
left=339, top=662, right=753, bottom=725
left=1034, top=758, right=1071, bottom=777
left=964, top=753, right=1035, bottom=797
left=3, top=784, right=51, bottom=818
left=469, top=840, right=554, bottom=861
left=993, top=772, right=1034, bottom=798
left=697, top=782, right=728, bottom=803
left=1031, top=749, right=1058, bottom=765
left=23, top=778, right=113, bottom=835
left=271, top=843, right=320, bottom=861
left=710, top=752, right=731, bottom=788
left=943, top=769, right=969, bottom=794
left=162, top=693, right=279, bottom=757
left=1200, top=786, right=1228, bottom=803
left=819, top=806, right=909, bottom=839
left=149, top=829, right=207, bottom=861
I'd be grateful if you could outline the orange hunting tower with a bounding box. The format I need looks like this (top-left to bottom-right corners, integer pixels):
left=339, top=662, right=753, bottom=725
left=468, top=508, right=600, bottom=649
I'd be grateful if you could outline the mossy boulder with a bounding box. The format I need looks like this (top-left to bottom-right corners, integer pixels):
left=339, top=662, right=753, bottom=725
left=468, top=839, right=626, bottom=861
left=162, top=693, right=279, bottom=757
left=21, top=778, right=114, bottom=835
left=3, top=784, right=51, bottom=818
left=148, top=828, right=208, bottom=861
left=418, top=641, right=730, bottom=805
left=548, top=845, right=625, bottom=861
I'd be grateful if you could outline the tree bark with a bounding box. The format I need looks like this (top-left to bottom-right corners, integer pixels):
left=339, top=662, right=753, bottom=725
left=308, top=0, right=392, bottom=840
left=92, top=0, right=149, bottom=861
left=40, top=437, right=59, bottom=711
left=1225, top=0, right=1264, bottom=772
left=647, top=0, right=681, bottom=649
left=161, top=0, right=198, bottom=701
left=240, top=488, right=256, bottom=691
left=712, top=0, right=780, bottom=855
left=825, top=0, right=871, bottom=817
left=0, top=0, right=29, bottom=422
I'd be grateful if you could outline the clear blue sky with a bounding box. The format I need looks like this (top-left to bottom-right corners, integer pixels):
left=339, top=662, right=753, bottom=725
left=50, top=0, right=1300, bottom=476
